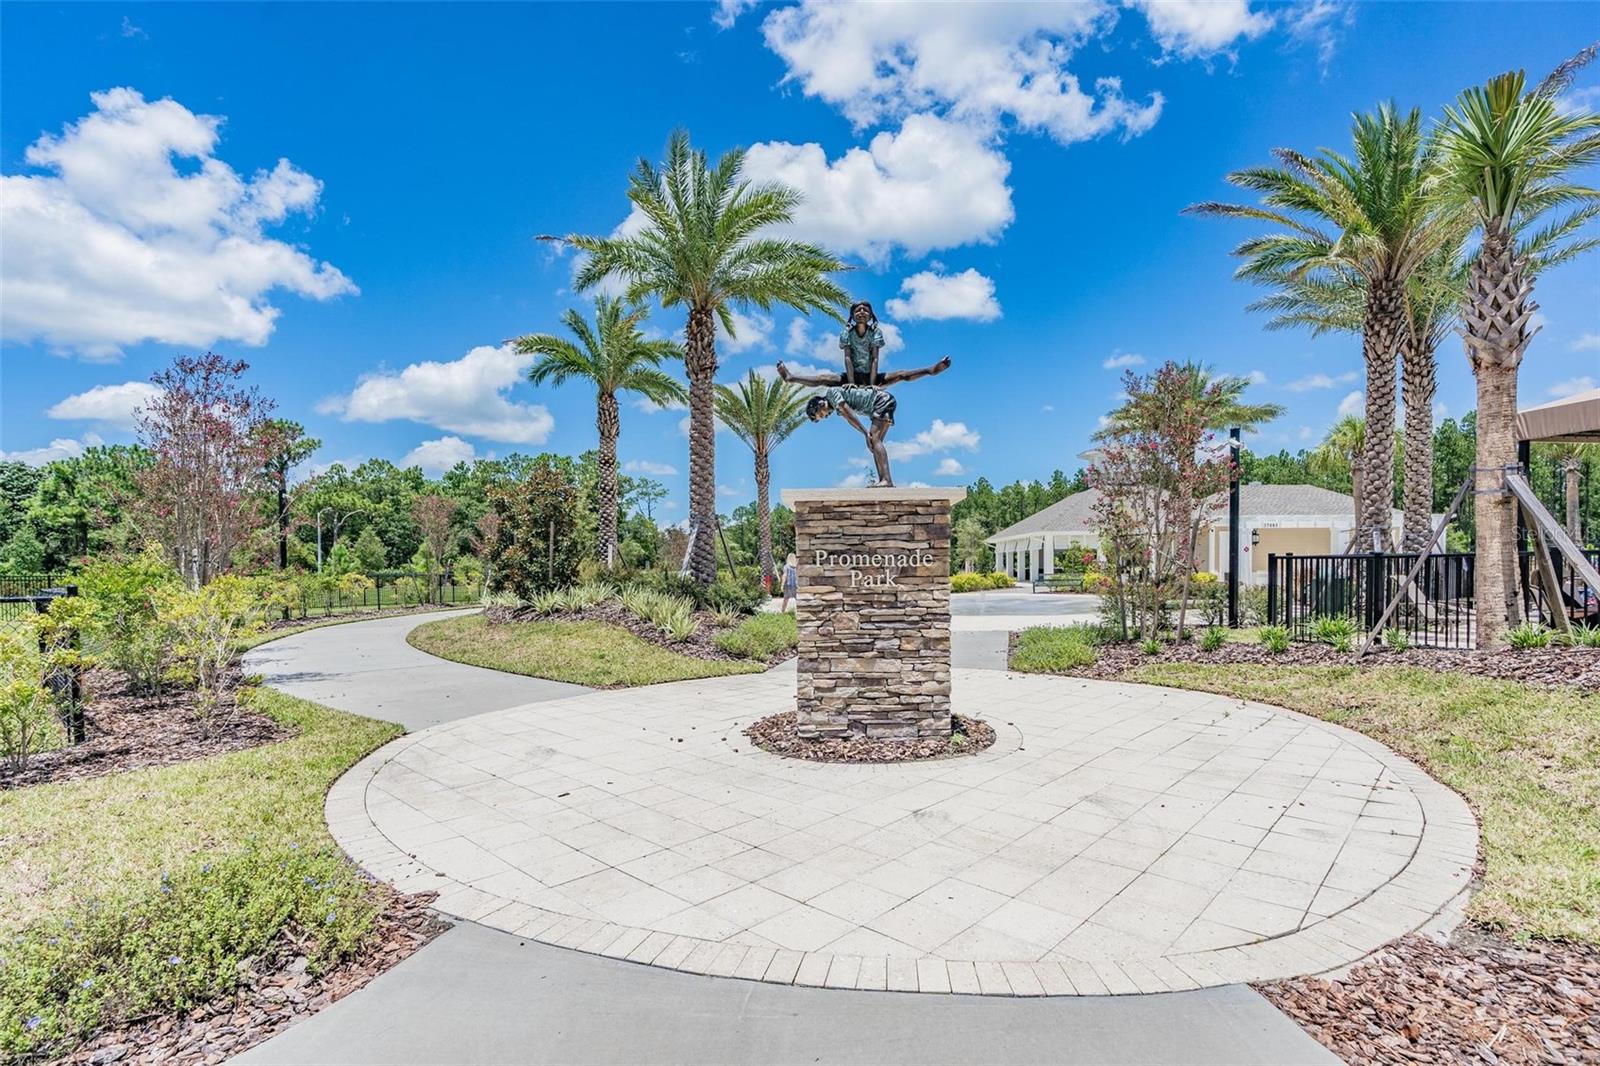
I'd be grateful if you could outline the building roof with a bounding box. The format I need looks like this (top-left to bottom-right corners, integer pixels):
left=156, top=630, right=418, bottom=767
left=1517, top=388, right=1600, bottom=444
left=987, top=483, right=1372, bottom=542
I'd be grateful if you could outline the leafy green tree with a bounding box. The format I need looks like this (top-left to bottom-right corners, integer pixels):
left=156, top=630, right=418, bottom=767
left=27, top=446, right=151, bottom=569
left=1190, top=104, right=1457, bottom=549
left=1436, top=55, right=1600, bottom=645
left=256, top=419, right=320, bottom=571
left=715, top=371, right=808, bottom=586
left=351, top=525, right=389, bottom=573
left=0, top=525, right=46, bottom=575
left=485, top=457, right=583, bottom=596
left=952, top=513, right=988, bottom=573
left=1433, top=413, right=1477, bottom=544
left=515, top=298, right=685, bottom=568
left=563, top=130, right=848, bottom=583
left=0, top=462, right=44, bottom=549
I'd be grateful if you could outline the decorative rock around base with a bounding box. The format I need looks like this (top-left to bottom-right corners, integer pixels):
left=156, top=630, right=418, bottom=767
left=784, top=487, right=964, bottom=741
left=327, top=666, right=1477, bottom=997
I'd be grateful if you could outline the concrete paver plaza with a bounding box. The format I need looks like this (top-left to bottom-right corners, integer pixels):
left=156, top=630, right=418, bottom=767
left=329, top=662, right=1476, bottom=997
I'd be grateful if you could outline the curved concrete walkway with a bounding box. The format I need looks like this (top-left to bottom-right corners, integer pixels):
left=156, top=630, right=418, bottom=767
left=236, top=611, right=1403, bottom=1064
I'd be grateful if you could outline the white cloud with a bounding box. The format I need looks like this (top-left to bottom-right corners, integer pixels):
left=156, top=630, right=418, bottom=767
left=837, top=471, right=870, bottom=488
left=625, top=459, right=678, bottom=476
left=1286, top=370, right=1358, bottom=392
left=712, top=0, right=759, bottom=29
left=935, top=457, right=966, bottom=476
left=1570, top=332, right=1600, bottom=352
left=742, top=114, right=1014, bottom=263
left=1556, top=85, right=1600, bottom=117
left=758, top=2, right=1163, bottom=146
left=1549, top=376, right=1596, bottom=398
left=1, top=88, right=355, bottom=359
left=1102, top=352, right=1144, bottom=370
left=886, top=418, right=980, bottom=460
left=1337, top=390, right=1364, bottom=417
left=319, top=344, right=554, bottom=444
left=402, top=436, right=476, bottom=475
left=721, top=307, right=775, bottom=354
left=1127, top=0, right=1273, bottom=59
left=885, top=268, right=1001, bottom=322
left=45, top=380, right=163, bottom=429
left=1297, top=425, right=1313, bottom=441
left=632, top=395, right=686, bottom=414
left=784, top=315, right=903, bottom=371
left=1245, top=369, right=1267, bottom=386
left=718, top=484, right=742, bottom=498
left=0, top=432, right=103, bottom=465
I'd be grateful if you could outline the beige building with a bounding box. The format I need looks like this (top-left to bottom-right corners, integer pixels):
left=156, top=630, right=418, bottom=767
left=986, top=484, right=1427, bottom=585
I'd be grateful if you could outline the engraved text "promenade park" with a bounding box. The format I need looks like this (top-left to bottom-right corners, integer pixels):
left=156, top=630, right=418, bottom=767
left=813, top=549, right=936, bottom=588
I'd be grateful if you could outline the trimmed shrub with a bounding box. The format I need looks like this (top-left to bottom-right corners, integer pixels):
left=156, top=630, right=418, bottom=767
left=1258, top=625, right=1290, bottom=654
left=951, top=571, right=1014, bottom=593
left=1200, top=627, right=1226, bottom=653
left=714, top=613, right=797, bottom=660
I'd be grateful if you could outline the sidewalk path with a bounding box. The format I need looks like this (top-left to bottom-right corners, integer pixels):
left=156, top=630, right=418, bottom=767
left=237, top=611, right=1345, bottom=1065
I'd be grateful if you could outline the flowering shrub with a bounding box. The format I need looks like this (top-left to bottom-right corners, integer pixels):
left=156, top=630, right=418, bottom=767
left=951, top=572, right=1014, bottom=592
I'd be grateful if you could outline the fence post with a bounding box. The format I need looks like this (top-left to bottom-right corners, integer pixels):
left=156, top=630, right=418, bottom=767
left=1266, top=553, right=1278, bottom=626
left=1364, top=551, right=1384, bottom=633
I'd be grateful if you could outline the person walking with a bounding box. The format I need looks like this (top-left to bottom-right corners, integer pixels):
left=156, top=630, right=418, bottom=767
left=780, top=553, right=798, bottom=613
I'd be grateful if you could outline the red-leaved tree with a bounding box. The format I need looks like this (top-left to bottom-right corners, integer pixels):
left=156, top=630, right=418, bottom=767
left=135, top=355, right=274, bottom=588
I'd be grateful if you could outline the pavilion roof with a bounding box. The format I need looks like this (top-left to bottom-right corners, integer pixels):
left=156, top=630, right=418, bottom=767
left=986, top=483, right=1373, bottom=542
left=1517, top=388, right=1600, bottom=444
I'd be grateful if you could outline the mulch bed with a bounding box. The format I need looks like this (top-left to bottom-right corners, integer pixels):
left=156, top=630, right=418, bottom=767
left=744, top=710, right=996, bottom=763
left=1, top=668, right=289, bottom=791
left=1016, top=634, right=1600, bottom=689
left=488, top=600, right=793, bottom=665
left=61, top=889, right=451, bottom=1066
left=1259, top=929, right=1600, bottom=1065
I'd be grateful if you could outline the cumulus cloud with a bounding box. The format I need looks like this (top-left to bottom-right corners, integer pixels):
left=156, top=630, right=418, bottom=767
left=1102, top=352, right=1144, bottom=370
left=886, top=418, right=980, bottom=461
left=720, top=306, right=775, bottom=353
left=402, top=436, right=477, bottom=475
left=758, top=2, right=1163, bottom=145
left=1337, top=390, right=1364, bottom=417
left=319, top=344, right=554, bottom=444
left=1286, top=370, right=1359, bottom=392
left=742, top=114, right=1014, bottom=262
left=0, top=432, right=103, bottom=465
left=1570, top=332, right=1600, bottom=351
left=1127, top=0, right=1273, bottom=59
left=784, top=315, right=904, bottom=369
left=45, top=380, right=163, bottom=429
left=1, top=88, right=355, bottom=360
left=935, top=457, right=966, bottom=477
left=1245, top=369, right=1268, bottom=385
left=885, top=268, right=1001, bottom=322
left=625, top=459, right=678, bottom=476
left=1549, top=376, right=1596, bottom=398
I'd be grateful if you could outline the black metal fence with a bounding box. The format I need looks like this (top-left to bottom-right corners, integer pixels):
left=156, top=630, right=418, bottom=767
left=275, top=570, right=482, bottom=619
left=1266, top=548, right=1600, bottom=648
left=0, top=572, right=71, bottom=635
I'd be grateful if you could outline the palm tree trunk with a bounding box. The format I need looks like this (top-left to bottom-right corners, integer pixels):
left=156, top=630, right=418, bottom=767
left=1400, top=336, right=1437, bottom=553
left=686, top=305, right=719, bottom=585
left=755, top=448, right=773, bottom=589
left=1360, top=277, right=1404, bottom=550
left=1463, top=219, right=1536, bottom=647
left=1564, top=458, right=1581, bottom=543
left=596, top=390, right=620, bottom=568
left=1350, top=462, right=1364, bottom=541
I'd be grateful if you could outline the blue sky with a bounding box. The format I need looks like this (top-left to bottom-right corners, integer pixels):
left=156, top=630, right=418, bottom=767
left=3, top=2, right=1597, bottom=517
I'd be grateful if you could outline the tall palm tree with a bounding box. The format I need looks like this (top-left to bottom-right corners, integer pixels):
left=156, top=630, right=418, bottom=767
left=1436, top=53, right=1600, bottom=646
left=1309, top=415, right=1367, bottom=532
left=1097, top=361, right=1283, bottom=438
left=561, top=131, right=848, bottom=584
left=1189, top=104, right=1457, bottom=552
left=515, top=298, right=685, bottom=568
left=1542, top=442, right=1594, bottom=544
left=714, top=371, right=809, bottom=589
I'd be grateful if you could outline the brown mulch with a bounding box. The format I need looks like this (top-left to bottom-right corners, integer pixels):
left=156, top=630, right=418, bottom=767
left=0, top=668, right=289, bottom=791
left=61, top=889, right=451, bottom=1066
left=1259, top=929, right=1600, bottom=1065
left=1021, top=634, right=1600, bottom=689
left=744, top=710, right=996, bottom=763
left=488, top=600, right=793, bottom=665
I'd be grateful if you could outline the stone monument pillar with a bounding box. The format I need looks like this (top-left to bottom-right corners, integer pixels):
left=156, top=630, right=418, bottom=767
left=781, top=487, right=965, bottom=740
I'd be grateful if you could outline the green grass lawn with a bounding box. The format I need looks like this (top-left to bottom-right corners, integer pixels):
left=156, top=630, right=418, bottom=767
left=1126, top=661, right=1600, bottom=944
left=712, top=611, right=797, bottom=661
left=1009, top=626, right=1099, bottom=673
left=0, top=686, right=401, bottom=1057
left=407, top=612, right=767, bottom=686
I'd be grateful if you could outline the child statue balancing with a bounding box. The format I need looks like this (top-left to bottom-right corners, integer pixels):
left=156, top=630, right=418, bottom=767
left=775, top=300, right=952, bottom=487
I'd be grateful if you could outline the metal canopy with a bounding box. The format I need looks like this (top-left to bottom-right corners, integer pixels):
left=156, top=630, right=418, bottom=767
left=1516, top=387, right=1600, bottom=444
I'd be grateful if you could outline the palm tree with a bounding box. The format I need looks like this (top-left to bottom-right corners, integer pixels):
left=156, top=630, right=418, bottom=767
left=714, top=371, right=809, bottom=589
left=1542, top=443, right=1593, bottom=544
left=1249, top=244, right=1466, bottom=551
left=514, top=298, right=685, bottom=568
left=1097, top=361, right=1283, bottom=438
left=1189, top=104, right=1457, bottom=552
left=1436, top=53, right=1600, bottom=646
left=1309, top=415, right=1367, bottom=532
left=561, top=131, right=848, bottom=584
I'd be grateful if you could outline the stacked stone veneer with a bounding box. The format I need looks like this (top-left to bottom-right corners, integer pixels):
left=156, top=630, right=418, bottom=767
left=782, top=488, right=965, bottom=740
